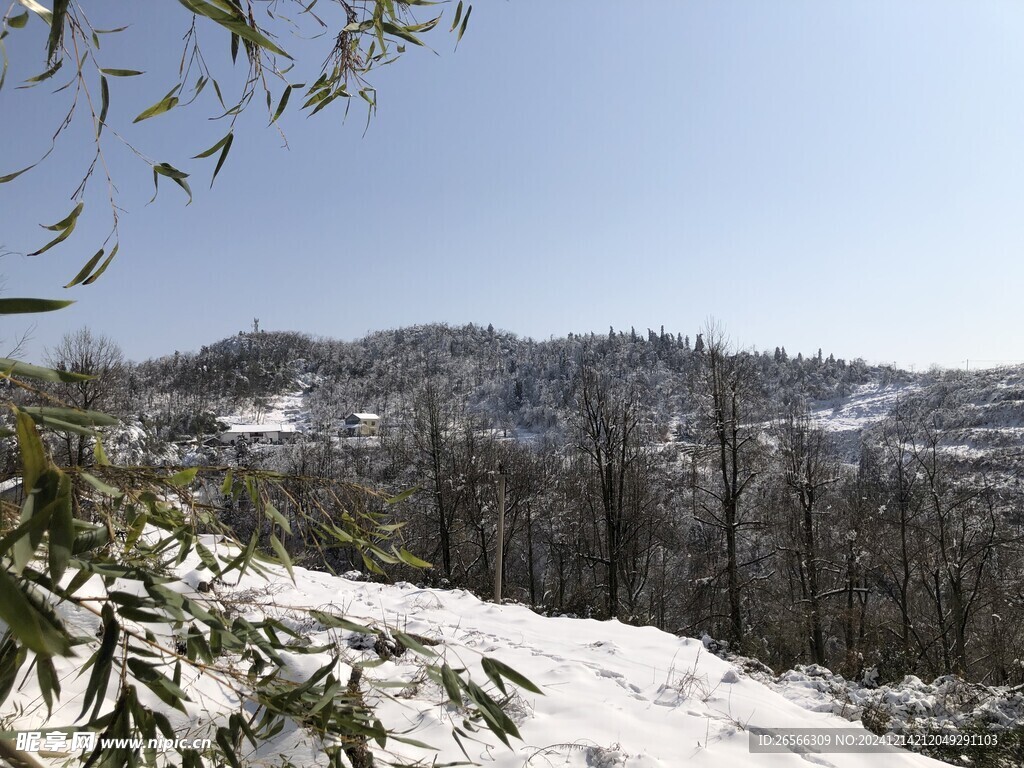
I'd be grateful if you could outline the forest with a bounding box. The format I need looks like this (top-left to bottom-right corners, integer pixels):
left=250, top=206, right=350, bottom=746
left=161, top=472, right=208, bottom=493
left=13, top=321, right=1023, bottom=692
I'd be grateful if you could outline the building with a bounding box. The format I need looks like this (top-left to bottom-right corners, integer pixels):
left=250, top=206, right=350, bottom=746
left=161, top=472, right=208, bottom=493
left=342, top=413, right=380, bottom=437
left=218, top=423, right=297, bottom=445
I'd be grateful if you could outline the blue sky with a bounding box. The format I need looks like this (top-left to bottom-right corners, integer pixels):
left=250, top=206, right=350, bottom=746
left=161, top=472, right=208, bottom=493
left=3, top=0, right=1023, bottom=369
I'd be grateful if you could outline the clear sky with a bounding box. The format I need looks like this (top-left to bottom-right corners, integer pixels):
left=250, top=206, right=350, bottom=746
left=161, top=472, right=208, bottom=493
left=3, top=0, right=1023, bottom=369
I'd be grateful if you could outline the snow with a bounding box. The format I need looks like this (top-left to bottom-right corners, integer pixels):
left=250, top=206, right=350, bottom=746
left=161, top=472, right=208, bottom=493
left=6, top=539, right=954, bottom=768
left=810, top=383, right=919, bottom=435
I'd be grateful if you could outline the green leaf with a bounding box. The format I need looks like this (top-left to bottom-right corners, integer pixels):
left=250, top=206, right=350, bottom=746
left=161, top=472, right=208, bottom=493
left=309, top=611, right=375, bottom=635
left=193, top=132, right=233, bottom=186
left=482, top=656, right=542, bottom=695
left=8, top=11, right=29, bottom=28
left=0, top=298, right=72, bottom=314
left=176, top=0, right=291, bottom=58
left=192, top=133, right=231, bottom=159
left=263, top=501, right=291, bottom=535
left=79, top=473, right=120, bottom=495
left=271, top=85, right=293, bottom=123
left=14, top=408, right=45, bottom=493
left=80, top=603, right=118, bottom=720
left=20, top=406, right=119, bottom=427
left=151, top=162, right=192, bottom=203
left=17, top=0, right=52, bottom=24
left=0, top=499, right=53, bottom=557
left=384, top=486, right=418, bottom=504
left=98, top=74, right=108, bottom=135
left=37, top=656, right=60, bottom=715
left=395, top=547, right=431, bottom=569
left=0, top=568, right=71, bottom=658
left=210, top=131, right=233, bottom=185
left=100, top=68, right=143, bottom=77
left=47, top=471, right=74, bottom=582
left=126, top=658, right=190, bottom=711
left=133, top=88, right=180, bottom=122
left=65, top=248, right=105, bottom=287
left=0, top=358, right=92, bottom=383
left=27, top=225, right=76, bottom=256
left=28, top=202, right=83, bottom=256
left=20, top=58, right=61, bottom=85
left=46, top=0, right=69, bottom=62
left=440, top=663, right=463, bottom=706
left=393, top=631, right=437, bottom=658
left=93, top=435, right=110, bottom=465
left=167, top=467, right=198, bottom=487
left=82, top=243, right=118, bottom=285
left=0, top=144, right=53, bottom=182
left=40, top=201, right=82, bottom=230
left=270, top=534, right=293, bottom=579
left=195, top=542, right=221, bottom=575
left=457, top=5, right=472, bottom=43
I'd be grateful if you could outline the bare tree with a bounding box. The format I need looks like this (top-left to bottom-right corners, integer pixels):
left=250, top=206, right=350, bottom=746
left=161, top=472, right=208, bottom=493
left=776, top=408, right=841, bottom=665
left=689, top=323, right=766, bottom=646
left=45, top=327, right=125, bottom=466
left=572, top=357, right=644, bottom=618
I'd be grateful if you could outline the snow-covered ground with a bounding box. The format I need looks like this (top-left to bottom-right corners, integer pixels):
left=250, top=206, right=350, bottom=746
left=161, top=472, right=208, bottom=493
left=8, top=542, right=958, bottom=768
left=810, top=382, right=919, bottom=436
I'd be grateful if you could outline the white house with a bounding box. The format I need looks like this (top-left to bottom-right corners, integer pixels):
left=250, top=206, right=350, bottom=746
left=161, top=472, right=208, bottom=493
left=342, top=413, right=380, bottom=437
left=219, top=423, right=297, bottom=445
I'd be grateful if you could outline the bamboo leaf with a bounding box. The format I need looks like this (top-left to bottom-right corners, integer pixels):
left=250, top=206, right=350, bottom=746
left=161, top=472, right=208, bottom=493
left=449, top=1, right=463, bottom=32
left=81, top=243, right=118, bottom=285
left=271, top=84, right=294, bottom=123
left=27, top=222, right=76, bottom=255
left=0, top=358, right=92, bottom=383
left=20, top=58, right=61, bottom=85
left=176, top=0, right=291, bottom=58
left=0, top=144, right=53, bottom=182
left=133, top=89, right=180, bottom=122
left=263, top=501, right=291, bottom=535
left=46, top=0, right=69, bottom=62
left=167, top=467, right=198, bottom=487
left=394, top=547, right=431, bottom=569
left=481, top=656, right=543, bottom=695
left=46, top=471, right=74, bottom=582
left=0, top=298, right=72, bottom=314
left=100, top=68, right=143, bottom=77
left=40, top=201, right=82, bottom=231
left=457, top=5, right=471, bottom=43
left=440, top=663, right=463, bottom=705
left=20, top=406, right=119, bottom=427
left=269, top=534, right=293, bottom=579
left=152, top=163, right=192, bottom=203
left=210, top=131, right=233, bottom=185
left=92, top=434, right=110, bottom=465
left=192, top=132, right=231, bottom=159
left=80, top=603, right=119, bottom=720
left=0, top=568, right=71, bottom=658
left=97, top=74, right=108, bottom=135
left=14, top=408, right=45, bottom=492
left=65, top=248, right=105, bottom=287
left=16, top=0, right=51, bottom=24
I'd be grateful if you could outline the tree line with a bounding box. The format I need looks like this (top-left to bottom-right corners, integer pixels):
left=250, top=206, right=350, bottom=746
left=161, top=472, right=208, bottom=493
left=16, top=322, right=1024, bottom=688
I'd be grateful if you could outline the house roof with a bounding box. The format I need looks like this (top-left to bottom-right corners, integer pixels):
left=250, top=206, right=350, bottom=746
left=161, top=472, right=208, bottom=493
left=347, top=413, right=380, bottom=421
left=223, top=423, right=297, bottom=434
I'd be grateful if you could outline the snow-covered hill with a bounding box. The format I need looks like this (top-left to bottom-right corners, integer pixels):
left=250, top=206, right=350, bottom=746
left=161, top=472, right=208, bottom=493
left=8, top=541, right=957, bottom=768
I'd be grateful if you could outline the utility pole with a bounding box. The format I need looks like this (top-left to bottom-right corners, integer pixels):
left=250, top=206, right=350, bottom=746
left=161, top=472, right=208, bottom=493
left=494, top=465, right=506, bottom=604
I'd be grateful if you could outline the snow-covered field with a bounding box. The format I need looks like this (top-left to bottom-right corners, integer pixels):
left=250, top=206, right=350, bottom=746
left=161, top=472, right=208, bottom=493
left=7, top=541, right=957, bottom=768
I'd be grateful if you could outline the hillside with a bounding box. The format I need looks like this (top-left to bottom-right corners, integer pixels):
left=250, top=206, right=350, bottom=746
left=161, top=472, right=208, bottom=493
left=13, top=322, right=1024, bottom=759
left=5, top=540, right=959, bottom=768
